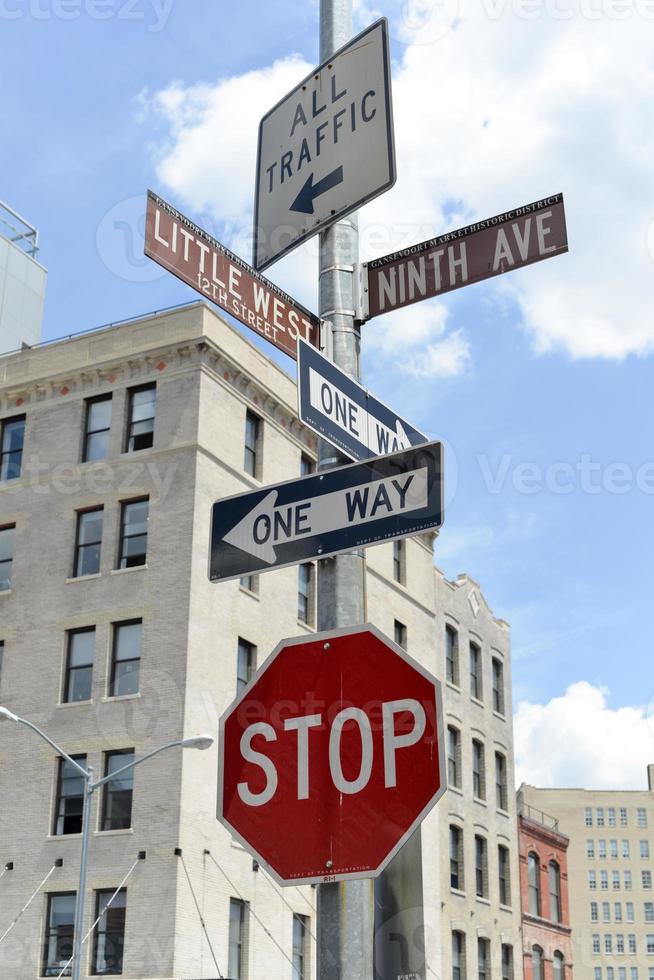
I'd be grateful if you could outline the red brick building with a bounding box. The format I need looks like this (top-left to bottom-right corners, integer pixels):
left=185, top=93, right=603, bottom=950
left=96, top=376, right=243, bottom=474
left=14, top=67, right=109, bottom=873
left=518, top=803, right=574, bottom=980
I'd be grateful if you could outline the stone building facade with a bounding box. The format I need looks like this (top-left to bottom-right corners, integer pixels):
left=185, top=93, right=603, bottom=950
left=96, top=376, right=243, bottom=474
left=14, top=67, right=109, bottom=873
left=0, top=301, right=522, bottom=979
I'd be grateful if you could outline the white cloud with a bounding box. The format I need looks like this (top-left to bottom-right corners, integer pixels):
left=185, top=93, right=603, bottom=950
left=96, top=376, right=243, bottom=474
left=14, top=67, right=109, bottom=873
left=515, top=681, right=654, bottom=790
left=143, top=0, right=654, bottom=364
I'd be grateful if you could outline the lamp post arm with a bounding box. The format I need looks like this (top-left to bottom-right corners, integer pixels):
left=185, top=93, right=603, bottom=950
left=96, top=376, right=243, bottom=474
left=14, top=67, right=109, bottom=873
left=13, top=716, right=91, bottom=779
left=89, top=739, right=186, bottom=791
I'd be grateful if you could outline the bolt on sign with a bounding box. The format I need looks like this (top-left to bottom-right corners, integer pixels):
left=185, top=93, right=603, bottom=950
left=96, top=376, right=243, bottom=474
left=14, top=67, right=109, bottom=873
left=360, top=193, right=568, bottom=320
left=217, top=625, right=446, bottom=885
left=253, top=17, right=396, bottom=271
left=144, top=191, right=320, bottom=359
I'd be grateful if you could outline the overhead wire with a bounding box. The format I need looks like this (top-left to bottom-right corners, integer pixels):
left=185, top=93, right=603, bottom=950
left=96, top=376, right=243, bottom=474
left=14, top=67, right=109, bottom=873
left=0, top=862, right=60, bottom=946
left=177, top=851, right=224, bottom=979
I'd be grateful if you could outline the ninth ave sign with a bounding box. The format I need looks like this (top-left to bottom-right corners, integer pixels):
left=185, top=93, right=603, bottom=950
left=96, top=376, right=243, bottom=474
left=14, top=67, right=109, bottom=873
left=361, top=194, right=568, bottom=320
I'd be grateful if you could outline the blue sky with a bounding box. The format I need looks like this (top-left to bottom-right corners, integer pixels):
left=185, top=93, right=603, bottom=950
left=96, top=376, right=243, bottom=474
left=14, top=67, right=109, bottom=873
left=2, top=0, right=653, bottom=786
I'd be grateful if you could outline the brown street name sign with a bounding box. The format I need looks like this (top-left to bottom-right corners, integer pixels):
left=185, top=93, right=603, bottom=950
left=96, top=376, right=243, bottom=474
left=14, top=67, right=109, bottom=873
left=362, top=194, right=568, bottom=320
left=144, top=191, right=321, bottom=359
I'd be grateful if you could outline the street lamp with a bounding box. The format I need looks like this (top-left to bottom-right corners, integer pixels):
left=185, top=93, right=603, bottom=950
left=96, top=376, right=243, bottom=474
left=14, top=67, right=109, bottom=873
left=0, top=706, right=214, bottom=980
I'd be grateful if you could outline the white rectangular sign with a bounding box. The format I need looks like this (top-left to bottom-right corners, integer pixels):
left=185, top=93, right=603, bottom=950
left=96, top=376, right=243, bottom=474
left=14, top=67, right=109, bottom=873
left=253, top=18, right=396, bottom=271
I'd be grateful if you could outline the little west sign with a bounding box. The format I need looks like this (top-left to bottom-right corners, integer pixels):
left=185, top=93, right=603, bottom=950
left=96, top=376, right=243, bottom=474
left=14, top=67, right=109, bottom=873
left=360, top=193, right=568, bottom=320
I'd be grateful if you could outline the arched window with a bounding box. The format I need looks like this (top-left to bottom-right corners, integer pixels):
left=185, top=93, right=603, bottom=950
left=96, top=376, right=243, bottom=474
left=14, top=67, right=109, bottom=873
left=528, top=853, right=541, bottom=916
left=553, top=951, right=564, bottom=980
left=532, top=946, right=544, bottom=980
left=549, top=860, right=562, bottom=924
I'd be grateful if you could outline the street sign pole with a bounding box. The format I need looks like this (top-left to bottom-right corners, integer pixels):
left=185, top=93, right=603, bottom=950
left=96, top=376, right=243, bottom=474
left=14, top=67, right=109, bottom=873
left=316, top=2, right=373, bottom=978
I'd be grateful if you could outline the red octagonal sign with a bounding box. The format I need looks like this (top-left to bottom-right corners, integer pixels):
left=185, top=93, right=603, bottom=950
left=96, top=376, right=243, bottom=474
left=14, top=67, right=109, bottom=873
left=217, top=624, right=446, bottom=885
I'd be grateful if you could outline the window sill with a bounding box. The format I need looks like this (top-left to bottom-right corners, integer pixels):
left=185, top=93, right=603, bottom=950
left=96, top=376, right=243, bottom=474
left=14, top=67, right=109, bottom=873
left=0, top=588, right=12, bottom=596
left=46, top=834, right=82, bottom=841
left=239, top=586, right=260, bottom=601
left=493, top=710, right=507, bottom=721
left=448, top=785, right=464, bottom=798
left=473, top=796, right=488, bottom=807
left=65, top=574, right=101, bottom=584
left=101, top=693, right=141, bottom=703
left=476, top=896, right=491, bottom=906
left=446, top=681, right=461, bottom=694
left=471, top=696, right=484, bottom=708
left=450, top=887, right=466, bottom=898
left=56, top=700, right=93, bottom=709
left=93, top=828, right=133, bottom=838
left=497, top=807, right=510, bottom=818
left=110, top=565, right=148, bottom=576
left=499, top=903, right=513, bottom=913
left=297, top=619, right=316, bottom=632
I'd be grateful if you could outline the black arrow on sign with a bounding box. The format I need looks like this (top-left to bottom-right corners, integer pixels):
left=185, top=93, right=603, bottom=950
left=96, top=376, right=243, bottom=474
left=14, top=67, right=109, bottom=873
left=290, top=166, right=344, bottom=215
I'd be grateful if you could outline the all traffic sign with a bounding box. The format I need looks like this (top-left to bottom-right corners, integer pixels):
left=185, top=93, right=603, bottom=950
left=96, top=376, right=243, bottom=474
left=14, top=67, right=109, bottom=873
left=297, top=336, right=426, bottom=461
left=253, top=18, right=396, bottom=271
left=209, top=441, right=443, bottom=582
left=217, top=624, right=446, bottom=885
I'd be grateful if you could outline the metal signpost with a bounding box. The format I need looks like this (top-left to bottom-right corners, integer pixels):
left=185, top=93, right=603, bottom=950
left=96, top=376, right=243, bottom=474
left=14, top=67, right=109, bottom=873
left=297, top=336, right=427, bottom=461
left=359, top=193, right=568, bottom=320
left=209, top=441, right=443, bottom=582
left=253, top=16, right=395, bottom=271
left=217, top=625, right=446, bottom=886
left=144, top=190, right=320, bottom=358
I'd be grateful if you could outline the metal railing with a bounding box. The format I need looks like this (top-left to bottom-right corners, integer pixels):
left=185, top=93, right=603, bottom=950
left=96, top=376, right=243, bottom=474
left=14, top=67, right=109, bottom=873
left=519, top=803, right=560, bottom=831
left=0, top=200, right=39, bottom=258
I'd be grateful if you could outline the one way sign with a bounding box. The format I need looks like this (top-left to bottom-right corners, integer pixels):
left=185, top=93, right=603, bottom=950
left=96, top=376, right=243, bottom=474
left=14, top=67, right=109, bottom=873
left=209, top=442, right=443, bottom=582
left=297, top=337, right=427, bottom=461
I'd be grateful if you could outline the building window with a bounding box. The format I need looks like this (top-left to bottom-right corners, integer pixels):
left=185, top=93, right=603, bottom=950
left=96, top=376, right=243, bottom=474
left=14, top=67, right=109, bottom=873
left=446, top=625, right=459, bottom=686
left=638, top=809, right=648, bottom=828
left=447, top=726, right=461, bottom=788
left=613, top=870, right=621, bottom=890
left=239, top=573, right=259, bottom=594
left=74, top=508, right=103, bottom=578
left=300, top=453, right=314, bottom=477
left=626, top=902, right=634, bottom=922
left=393, top=539, right=405, bottom=585
left=597, top=807, right=605, bottom=826
left=628, top=935, right=637, bottom=954
left=586, top=807, right=594, bottom=826
left=623, top=840, right=631, bottom=859
left=608, top=970, right=614, bottom=980
left=83, top=396, right=112, bottom=462
left=394, top=619, right=407, bottom=650
left=603, top=902, right=610, bottom=922
left=470, top=642, right=482, bottom=700
left=589, top=871, right=597, bottom=890
left=644, top=871, right=653, bottom=890
left=492, top=657, right=505, bottom=714
left=126, top=383, right=156, bottom=452
left=607, top=807, right=616, bottom=825
left=237, top=638, right=256, bottom=695
left=647, top=935, right=654, bottom=955
left=595, top=970, right=602, bottom=980
left=592, top=934, right=600, bottom=954
left=92, top=888, right=126, bottom=975
left=298, top=563, right=314, bottom=625
left=452, top=931, right=466, bottom=980
left=501, top=945, right=513, bottom=980
left=610, top=839, right=618, bottom=859
left=615, top=902, right=622, bottom=921
left=549, top=861, right=561, bottom=924
left=620, top=970, right=627, bottom=980
left=641, top=841, right=650, bottom=859
left=450, top=825, right=464, bottom=890
left=601, top=870, right=608, bottom=890
left=616, top=934, right=625, bottom=954
left=528, top=852, right=541, bottom=916
left=625, top=871, right=632, bottom=890
left=118, top=498, right=149, bottom=569
left=110, top=621, right=142, bottom=698
left=532, top=946, right=544, bottom=980
left=244, top=410, right=261, bottom=477
left=591, top=902, right=598, bottom=921
left=553, top=953, right=564, bottom=980
left=228, top=898, right=247, bottom=979
left=645, top=903, right=654, bottom=922
left=598, top=838, right=607, bottom=858
left=472, top=740, right=486, bottom=800
left=63, top=629, right=95, bottom=703
left=605, top=935, right=613, bottom=954
left=101, top=750, right=134, bottom=831
left=587, top=840, right=596, bottom=858
left=478, top=938, right=490, bottom=980
left=0, top=415, right=25, bottom=481
left=0, top=524, right=16, bottom=591
left=43, top=893, right=76, bottom=977
left=495, top=751, right=508, bottom=810
left=620, top=807, right=628, bottom=826
left=53, top=755, right=87, bottom=836
left=474, top=835, right=488, bottom=898
left=498, top=845, right=511, bottom=906
left=292, top=914, right=309, bottom=980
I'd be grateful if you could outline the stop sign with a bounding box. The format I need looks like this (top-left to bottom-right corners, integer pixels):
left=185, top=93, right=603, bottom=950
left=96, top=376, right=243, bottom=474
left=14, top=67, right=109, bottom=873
left=217, top=624, right=446, bottom=886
